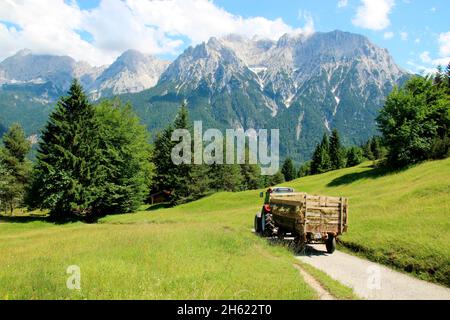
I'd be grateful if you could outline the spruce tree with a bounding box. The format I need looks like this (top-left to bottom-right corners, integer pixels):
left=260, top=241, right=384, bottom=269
left=0, top=123, right=31, bottom=214
left=240, top=163, right=263, bottom=190
left=153, top=125, right=176, bottom=193
left=189, top=164, right=211, bottom=199
left=170, top=102, right=193, bottom=204
left=281, top=157, right=296, bottom=182
left=28, top=80, right=103, bottom=218
left=362, top=138, right=374, bottom=160
left=152, top=102, right=195, bottom=205
left=370, top=136, right=384, bottom=160
left=346, top=146, right=364, bottom=167
left=311, top=134, right=331, bottom=174
left=446, top=62, right=450, bottom=90
left=95, top=101, right=153, bottom=213
left=329, top=129, right=345, bottom=170
left=220, top=164, right=244, bottom=191
left=271, top=171, right=285, bottom=185
left=298, top=161, right=311, bottom=178
left=239, top=145, right=263, bottom=190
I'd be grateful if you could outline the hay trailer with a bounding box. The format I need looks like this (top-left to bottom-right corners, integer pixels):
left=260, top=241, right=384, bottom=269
left=254, top=187, right=348, bottom=253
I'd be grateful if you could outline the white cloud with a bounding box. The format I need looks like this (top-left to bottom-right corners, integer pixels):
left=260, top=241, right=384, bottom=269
left=438, top=31, right=450, bottom=57
left=297, top=10, right=315, bottom=36
left=0, top=0, right=309, bottom=66
left=406, top=60, right=435, bottom=76
left=400, top=32, right=408, bottom=41
left=432, top=57, right=450, bottom=67
left=419, top=51, right=431, bottom=63
left=410, top=32, right=450, bottom=74
left=352, top=0, right=395, bottom=31
left=338, top=0, right=348, bottom=8
left=383, top=31, right=394, bottom=39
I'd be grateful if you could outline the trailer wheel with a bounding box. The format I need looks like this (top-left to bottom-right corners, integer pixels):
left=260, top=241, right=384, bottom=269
left=326, top=235, right=336, bottom=254
left=254, top=214, right=262, bottom=234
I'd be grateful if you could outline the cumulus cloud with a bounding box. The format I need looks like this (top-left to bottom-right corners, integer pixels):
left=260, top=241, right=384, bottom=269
left=337, top=0, right=348, bottom=8
left=410, top=31, right=450, bottom=74
left=419, top=51, right=431, bottom=63
left=0, top=0, right=308, bottom=66
left=383, top=31, right=394, bottom=39
left=438, top=31, right=450, bottom=57
left=400, top=32, right=408, bottom=41
left=428, top=32, right=450, bottom=67
left=352, top=0, right=395, bottom=31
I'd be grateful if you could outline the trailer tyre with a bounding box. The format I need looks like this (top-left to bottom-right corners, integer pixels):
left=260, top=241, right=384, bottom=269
left=254, top=215, right=262, bottom=234
left=326, top=235, right=336, bottom=254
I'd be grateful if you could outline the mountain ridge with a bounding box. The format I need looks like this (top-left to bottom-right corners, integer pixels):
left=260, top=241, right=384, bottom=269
left=0, top=30, right=410, bottom=162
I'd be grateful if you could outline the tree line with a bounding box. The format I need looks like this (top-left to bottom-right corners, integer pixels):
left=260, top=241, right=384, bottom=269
left=151, top=103, right=285, bottom=205
left=1, top=81, right=153, bottom=219
left=278, top=63, right=449, bottom=181
left=1, top=63, right=448, bottom=218
left=0, top=80, right=283, bottom=217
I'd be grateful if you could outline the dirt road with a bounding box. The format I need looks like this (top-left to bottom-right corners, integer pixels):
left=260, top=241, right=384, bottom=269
left=296, top=245, right=450, bottom=300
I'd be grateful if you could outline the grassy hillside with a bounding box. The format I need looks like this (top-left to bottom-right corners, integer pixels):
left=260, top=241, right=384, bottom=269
left=0, top=159, right=448, bottom=299
left=102, top=158, right=450, bottom=286
left=285, top=158, right=450, bottom=286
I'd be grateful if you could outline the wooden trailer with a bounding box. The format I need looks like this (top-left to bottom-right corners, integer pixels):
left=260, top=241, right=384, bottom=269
left=254, top=188, right=349, bottom=253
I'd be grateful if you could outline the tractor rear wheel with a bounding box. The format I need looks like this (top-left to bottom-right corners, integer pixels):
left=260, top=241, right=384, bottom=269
left=261, top=212, right=274, bottom=236
left=254, top=214, right=262, bottom=234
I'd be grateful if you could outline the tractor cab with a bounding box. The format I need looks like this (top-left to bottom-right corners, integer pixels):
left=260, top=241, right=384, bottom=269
left=260, top=187, right=295, bottom=204
left=255, top=187, right=295, bottom=234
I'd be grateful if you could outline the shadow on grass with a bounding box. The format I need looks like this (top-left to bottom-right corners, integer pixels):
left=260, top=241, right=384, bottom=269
left=0, top=214, right=87, bottom=225
left=0, top=215, right=49, bottom=224
left=144, top=203, right=172, bottom=211
left=327, top=164, right=408, bottom=187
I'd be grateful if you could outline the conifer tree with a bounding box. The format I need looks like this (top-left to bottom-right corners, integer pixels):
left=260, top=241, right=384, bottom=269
left=329, top=129, right=345, bottom=169
left=152, top=125, right=176, bottom=193
left=219, top=164, right=244, bottom=191
left=271, top=171, right=285, bottom=185
left=346, top=146, right=364, bottom=167
left=281, top=157, right=296, bottom=182
left=152, top=102, right=195, bottom=205
left=370, top=136, right=384, bottom=160
left=0, top=123, right=31, bottom=214
left=362, top=138, right=374, bottom=160
left=297, top=161, right=311, bottom=178
left=95, top=101, right=153, bottom=213
left=28, top=80, right=102, bottom=218
left=170, top=102, right=193, bottom=204
left=239, top=145, right=263, bottom=190
left=240, top=162, right=263, bottom=190
left=311, top=133, right=331, bottom=174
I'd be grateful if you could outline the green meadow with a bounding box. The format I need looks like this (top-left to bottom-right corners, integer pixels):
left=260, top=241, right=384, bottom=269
left=0, top=158, right=449, bottom=299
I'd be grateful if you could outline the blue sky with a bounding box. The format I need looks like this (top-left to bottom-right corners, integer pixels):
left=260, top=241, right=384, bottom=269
left=0, top=0, right=448, bottom=73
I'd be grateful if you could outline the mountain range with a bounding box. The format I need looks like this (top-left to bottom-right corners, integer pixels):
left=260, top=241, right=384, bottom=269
left=0, top=30, right=410, bottom=162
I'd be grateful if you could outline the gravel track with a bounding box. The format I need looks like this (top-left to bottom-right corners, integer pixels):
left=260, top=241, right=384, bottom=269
left=296, top=244, right=450, bottom=300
